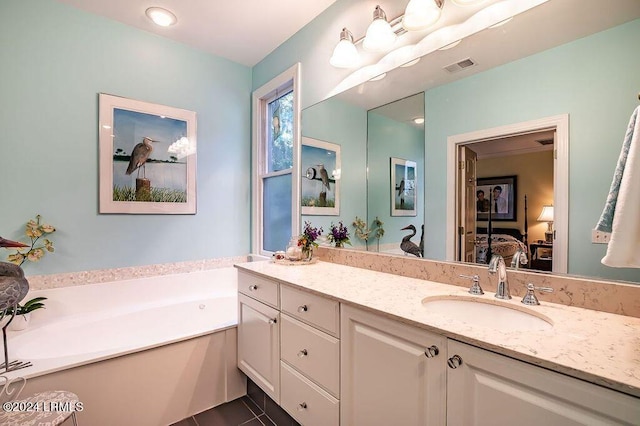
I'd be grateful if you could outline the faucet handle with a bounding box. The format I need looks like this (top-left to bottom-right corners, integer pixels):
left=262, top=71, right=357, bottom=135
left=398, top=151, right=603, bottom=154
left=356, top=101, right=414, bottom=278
left=521, top=283, right=554, bottom=305
left=459, top=274, right=484, bottom=295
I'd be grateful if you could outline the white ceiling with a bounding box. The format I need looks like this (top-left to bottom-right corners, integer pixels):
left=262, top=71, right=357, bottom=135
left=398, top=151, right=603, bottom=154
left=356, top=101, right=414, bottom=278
left=55, top=0, right=338, bottom=66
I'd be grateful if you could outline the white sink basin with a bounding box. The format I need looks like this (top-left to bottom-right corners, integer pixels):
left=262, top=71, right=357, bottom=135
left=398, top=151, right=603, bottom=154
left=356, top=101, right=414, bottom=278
left=422, top=296, right=553, bottom=332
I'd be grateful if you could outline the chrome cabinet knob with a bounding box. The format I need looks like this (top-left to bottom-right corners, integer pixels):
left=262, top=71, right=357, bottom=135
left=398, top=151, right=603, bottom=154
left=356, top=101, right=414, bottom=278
left=248, top=285, right=258, bottom=291
left=298, top=304, right=308, bottom=313
left=298, top=402, right=307, bottom=411
left=447, top=354, right=463, bottom=369
left=268, top=318, right=277, bottom=325
left=297, top=349, right=308, bottom=358
left=424, top=345, right=439, bottom=358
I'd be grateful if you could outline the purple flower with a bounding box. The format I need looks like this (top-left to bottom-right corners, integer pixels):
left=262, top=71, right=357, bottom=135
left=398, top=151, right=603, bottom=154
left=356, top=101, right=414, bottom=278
left=328, top=221, right=351, bottom=246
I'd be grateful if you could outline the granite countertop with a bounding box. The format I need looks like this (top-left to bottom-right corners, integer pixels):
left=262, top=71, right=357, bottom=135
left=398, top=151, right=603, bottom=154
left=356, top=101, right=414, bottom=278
left=235, top=260, right=640, bottom=398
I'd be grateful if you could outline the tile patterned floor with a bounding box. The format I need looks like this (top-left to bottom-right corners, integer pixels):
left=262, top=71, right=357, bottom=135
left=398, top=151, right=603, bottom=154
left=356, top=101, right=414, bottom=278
left=171, top=380, right=299, bottom=426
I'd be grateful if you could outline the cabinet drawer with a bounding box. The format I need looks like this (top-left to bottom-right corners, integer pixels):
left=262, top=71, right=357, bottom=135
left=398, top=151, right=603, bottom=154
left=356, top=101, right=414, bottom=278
left=281, top=314, right=340, bottom=397
left=281, top=285, right=339, bottom=336
left=238, top=271, right=279, bottom=308
left=280, top=361, right=339, bottom=426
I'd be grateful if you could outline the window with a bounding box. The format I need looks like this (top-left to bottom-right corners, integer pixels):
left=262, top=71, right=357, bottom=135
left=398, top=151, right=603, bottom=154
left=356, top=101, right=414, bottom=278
left=252, top=64, right=301, bottom=255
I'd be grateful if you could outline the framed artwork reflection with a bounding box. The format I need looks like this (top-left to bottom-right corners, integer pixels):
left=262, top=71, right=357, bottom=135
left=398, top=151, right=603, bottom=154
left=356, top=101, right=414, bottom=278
left=476, top=175, right=517, bottom=221
left=391, top=157, right=417, bottom=216
left=301, top=137, right=340, bottom=215
left=98, top=93, right=197, bottom=214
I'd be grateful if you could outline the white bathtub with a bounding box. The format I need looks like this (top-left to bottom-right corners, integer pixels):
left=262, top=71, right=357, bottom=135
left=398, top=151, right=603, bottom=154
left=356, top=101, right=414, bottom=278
left=4, top=267, right=245, bottom=426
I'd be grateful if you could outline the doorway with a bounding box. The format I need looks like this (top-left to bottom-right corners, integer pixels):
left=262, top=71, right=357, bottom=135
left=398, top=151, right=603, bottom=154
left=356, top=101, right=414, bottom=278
left=446, top=115, right=569, bottom=274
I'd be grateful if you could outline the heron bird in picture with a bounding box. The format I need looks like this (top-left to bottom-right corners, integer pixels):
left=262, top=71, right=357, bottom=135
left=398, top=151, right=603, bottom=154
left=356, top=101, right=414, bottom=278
left=400, top=225, right=422, bottom=257
left=317, top=164, right=331, bottom=192
left=0, top=237, right=31, bottom=372
left=126, top=137, right=157, bottom=178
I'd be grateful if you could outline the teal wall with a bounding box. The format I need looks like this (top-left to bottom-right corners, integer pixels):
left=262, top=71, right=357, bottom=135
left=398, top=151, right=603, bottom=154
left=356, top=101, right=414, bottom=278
left=0, top=0, right=252, bottom=274
left=425, top=19, right=640, bottom=282
left=301, top=97, right=367, bottom=246
left=368, top=112, right=425, bottom=251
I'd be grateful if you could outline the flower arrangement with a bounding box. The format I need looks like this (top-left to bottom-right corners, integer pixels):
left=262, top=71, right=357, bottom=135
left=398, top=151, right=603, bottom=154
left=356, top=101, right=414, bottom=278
left=2, top=214, right=55, bottom=318
left=353, top=216, right=385, bottom=251
left=298, top=221, right=323, bottom=257
left=327, top=221, right=351, bottom=247
left=6, top=214, right=56, bottom=266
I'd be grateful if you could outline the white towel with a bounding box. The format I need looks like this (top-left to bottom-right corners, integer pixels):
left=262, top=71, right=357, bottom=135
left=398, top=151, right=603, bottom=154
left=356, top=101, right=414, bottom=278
left=601, top=106, right=640, bottom=268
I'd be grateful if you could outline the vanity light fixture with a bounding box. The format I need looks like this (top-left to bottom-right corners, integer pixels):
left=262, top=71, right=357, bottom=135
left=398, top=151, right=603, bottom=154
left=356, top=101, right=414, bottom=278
left=451, top=0, right=487, bottom=6
left=401, top=58, right=421, bottom=67
left=369, top=73, right=387, bottom=81
left=145, top=7, right=177, bottom=27
left=402, top=0, right=444, bottom=31
left=363, top=6, right=397, bottom=52
left=488, top=17, right=513, bottom=28
left=537, top=205, right=554, bottom=243
left=329, top=28, right=360, bottom=68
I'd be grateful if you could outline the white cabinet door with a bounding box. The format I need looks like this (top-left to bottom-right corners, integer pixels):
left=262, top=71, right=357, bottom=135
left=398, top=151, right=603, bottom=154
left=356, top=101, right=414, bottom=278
left=341, top=305, right=446, bottom=426
left=238, top=293, right=280, bottom=403
left=447, top=339, right=640, bottom=426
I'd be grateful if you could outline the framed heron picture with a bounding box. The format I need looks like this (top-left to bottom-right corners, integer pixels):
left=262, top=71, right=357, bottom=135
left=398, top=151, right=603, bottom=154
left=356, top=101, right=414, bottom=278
left=391, top=157, right=417, bottom=216
left=98, top=93, right=197, bottom=214
left=301, top=137, right=340, bottom=215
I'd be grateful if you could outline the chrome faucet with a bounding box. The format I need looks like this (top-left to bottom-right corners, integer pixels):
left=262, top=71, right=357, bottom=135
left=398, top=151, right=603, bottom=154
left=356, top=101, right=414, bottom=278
left=510, top=248, right=528, bottom=270
left=488, top=255, right=511, bottom=299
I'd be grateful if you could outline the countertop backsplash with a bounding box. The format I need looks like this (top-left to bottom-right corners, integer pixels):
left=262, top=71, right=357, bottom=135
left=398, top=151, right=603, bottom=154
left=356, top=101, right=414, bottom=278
left=315, top=247, right=640, bottom=318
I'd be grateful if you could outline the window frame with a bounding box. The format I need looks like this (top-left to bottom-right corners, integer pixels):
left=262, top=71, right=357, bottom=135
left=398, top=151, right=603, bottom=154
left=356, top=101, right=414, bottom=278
left=251, top=63, right=301, bottom=256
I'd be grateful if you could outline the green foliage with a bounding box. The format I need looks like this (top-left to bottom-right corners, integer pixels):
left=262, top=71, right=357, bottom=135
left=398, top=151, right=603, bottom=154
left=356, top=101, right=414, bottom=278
left=269, top=91, right=294, bottom=171
left=6, top=215, right=55, bottom=266
left=112, top=186, right=187, bottom=203
left=301, top=196, right=335, bottom=208
left=14, top=297, right=47, bottom=315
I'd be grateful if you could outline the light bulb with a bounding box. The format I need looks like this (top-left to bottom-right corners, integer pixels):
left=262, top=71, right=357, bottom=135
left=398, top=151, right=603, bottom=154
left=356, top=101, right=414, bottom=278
left=363, top=6, right=396, bottom=52
left=145, top=7, right=177, bottom=27
left=330, top=28, right=359, bottom=68
left=402, top=0, right=442, bottom=31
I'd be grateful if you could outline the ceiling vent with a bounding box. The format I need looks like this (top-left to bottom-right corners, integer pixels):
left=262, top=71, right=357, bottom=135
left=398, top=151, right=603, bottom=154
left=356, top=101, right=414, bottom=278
left=444, top=58, right=476, bottom=73
left=536, top=138, right=554, bottom=146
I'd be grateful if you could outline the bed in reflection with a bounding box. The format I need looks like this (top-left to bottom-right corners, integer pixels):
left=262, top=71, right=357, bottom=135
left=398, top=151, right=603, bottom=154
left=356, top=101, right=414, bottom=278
left=475, top=227, right=527, bottom=265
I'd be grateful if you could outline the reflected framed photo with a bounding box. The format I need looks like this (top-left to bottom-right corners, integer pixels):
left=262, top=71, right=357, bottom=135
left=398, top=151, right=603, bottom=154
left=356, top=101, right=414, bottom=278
left=391, top=157, right=417, bottom=216
left=98, top=93, right=197, bottom=214
left=476, top=175, right=517, bottom=221
left=301, top=137, right=340, bottom=215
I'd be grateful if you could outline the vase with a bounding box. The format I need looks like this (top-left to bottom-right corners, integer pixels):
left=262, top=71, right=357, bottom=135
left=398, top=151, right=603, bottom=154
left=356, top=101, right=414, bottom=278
left=335, top=242, right=343, bottom=248
left=302, top=247, right=314, bottom=261
left=8, top=313, right=30, bottom=331
left=286, top=238, right=302, bottom=261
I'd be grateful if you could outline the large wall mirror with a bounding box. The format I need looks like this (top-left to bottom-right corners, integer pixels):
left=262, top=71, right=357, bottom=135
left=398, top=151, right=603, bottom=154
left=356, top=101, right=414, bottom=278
left=301, top=0, right=640, bottom=284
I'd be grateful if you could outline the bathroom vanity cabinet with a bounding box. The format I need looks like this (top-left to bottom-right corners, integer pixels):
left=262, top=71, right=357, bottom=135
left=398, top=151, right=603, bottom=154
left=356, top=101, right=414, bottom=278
left=446, top=339, right=639, bottom=425
left=238, top=270, right=340, bottom=426
left=343, top=304, right=639, bottom=426
left=341, top=305, right=446, bottom=425
left=237, top=272, right=280, bottom=403
left=236, top=264, right=640, bottom=426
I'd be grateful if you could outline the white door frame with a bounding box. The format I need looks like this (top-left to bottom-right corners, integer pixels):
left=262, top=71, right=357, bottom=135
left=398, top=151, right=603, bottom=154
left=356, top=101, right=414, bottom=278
left=445, top=114, right=569, bottom=273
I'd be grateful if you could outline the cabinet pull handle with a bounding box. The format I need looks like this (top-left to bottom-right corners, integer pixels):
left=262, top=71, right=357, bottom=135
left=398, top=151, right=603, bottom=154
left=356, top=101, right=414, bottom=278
left=268, top=318, right=277, bottom=325
left=447, top=354, right=463, bottom=369
left=298, top=402, right=307, bottom=411
left=424, top=345, right=439, bottom=358
left=248, top=285, right=258, bottom=291
left=297, top=349, right=308, bottom=358
left=297, top=304, right=308, bottom=313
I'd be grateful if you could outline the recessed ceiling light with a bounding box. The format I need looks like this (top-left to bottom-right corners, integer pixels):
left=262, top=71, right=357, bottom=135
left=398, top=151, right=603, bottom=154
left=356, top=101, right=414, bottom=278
left=145, top=7, right=177, bottom=27
left=413, top=117, right=425, bottom=124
